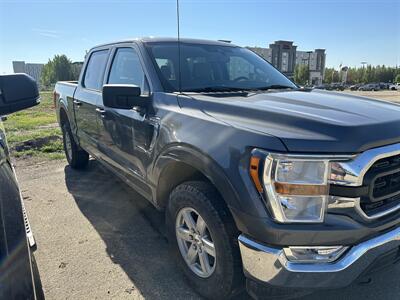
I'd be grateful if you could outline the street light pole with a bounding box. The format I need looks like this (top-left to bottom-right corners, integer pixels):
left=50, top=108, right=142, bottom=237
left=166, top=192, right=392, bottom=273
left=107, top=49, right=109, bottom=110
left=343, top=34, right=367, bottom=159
left=361, top=62, right=367, bottom=83
left=307, top=51, right=312, bottom=85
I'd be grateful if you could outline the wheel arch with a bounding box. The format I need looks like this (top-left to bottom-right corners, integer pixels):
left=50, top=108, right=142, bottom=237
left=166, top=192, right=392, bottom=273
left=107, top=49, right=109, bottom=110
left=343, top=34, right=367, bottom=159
left=59, top=106, right=69, bottom=126
left=152, top=144, right=242, bottom=217
left=58, top=102, right=81, bottom=147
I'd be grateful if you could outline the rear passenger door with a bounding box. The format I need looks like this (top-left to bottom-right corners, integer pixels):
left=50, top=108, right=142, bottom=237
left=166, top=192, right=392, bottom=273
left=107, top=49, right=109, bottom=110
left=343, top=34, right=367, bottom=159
left=73, top=49, right=109, bottom=156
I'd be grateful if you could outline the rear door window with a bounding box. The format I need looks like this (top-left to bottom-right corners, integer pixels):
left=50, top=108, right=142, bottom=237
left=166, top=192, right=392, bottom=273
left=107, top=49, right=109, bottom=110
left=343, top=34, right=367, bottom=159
left=83, top=50, right=109, bottom=91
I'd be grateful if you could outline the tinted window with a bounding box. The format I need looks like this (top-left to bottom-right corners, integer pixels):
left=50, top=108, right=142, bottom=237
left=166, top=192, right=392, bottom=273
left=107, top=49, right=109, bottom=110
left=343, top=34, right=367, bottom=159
left=83, top=50, right=109, bottom=90
left=228, top=56, right=259, bottom=80
left=146, top=42, right=296, bottom=92
left=155, top=58, right=176, bottom=81
left=108, top=48, right=148, bottom=94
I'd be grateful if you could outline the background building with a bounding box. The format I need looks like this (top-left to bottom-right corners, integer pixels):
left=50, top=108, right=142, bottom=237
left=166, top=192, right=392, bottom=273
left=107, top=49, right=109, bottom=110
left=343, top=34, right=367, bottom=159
left=248, top=41, right=326, bottom=85
left=12, top=61, right=44, bottom=86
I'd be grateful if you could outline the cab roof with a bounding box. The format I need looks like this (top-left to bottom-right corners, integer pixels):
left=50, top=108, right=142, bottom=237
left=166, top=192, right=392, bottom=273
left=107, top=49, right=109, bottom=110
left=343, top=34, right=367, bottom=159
left=90, top=37, right=238, bottom=51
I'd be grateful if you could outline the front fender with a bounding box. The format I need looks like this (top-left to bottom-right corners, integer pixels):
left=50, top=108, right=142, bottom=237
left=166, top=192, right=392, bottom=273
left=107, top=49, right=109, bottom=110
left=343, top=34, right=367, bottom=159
left=151, top=143, right=249, bottom=213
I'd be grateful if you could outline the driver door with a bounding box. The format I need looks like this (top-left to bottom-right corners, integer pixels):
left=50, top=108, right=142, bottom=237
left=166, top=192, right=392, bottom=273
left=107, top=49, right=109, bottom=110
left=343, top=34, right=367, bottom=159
left=97, top=45, right=154, bottom=196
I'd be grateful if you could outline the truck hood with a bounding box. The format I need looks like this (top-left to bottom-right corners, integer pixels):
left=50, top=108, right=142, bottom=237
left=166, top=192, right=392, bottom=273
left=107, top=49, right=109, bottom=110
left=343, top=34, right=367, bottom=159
left=192, top=89, right=400, bottom=153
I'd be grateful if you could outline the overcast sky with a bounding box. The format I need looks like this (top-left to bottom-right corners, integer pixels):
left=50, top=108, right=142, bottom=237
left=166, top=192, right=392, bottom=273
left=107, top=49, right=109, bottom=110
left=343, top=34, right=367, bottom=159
left=0, top=0, right=399, bottom=73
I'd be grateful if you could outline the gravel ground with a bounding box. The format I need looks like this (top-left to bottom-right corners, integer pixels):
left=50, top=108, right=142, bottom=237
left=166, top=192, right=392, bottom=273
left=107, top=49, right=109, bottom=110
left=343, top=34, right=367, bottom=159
left=16, top=159, right=200, bottom=300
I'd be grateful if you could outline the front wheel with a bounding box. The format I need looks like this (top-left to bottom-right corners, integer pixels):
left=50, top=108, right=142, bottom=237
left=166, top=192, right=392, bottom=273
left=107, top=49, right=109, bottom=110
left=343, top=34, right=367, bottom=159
left=166, top=181, right=244, bottom=299
left=61, top=123, right=89, bottom=169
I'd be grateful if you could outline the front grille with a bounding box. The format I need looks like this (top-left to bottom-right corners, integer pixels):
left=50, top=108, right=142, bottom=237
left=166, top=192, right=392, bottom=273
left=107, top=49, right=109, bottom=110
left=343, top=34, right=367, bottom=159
left=373, top=171, right=400, bottom=199
left=371, top=155, right=400, bottom=170
left=361, top=154, right=400, bottom=216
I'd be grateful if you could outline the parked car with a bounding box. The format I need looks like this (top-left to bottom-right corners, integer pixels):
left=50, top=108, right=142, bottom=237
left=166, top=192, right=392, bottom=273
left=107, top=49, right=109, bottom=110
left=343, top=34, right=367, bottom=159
left=55, top=38, right=400, bottom=299
left=350, top=83, right=362, bottom=90
left=0, top=74, right=44, bottom=299
left=358, top=83, right=381, bottom=91
left=313, top=84, right=329, bottom=90
left=389, top=83, right=400, bottom=90
left=378, top=82, right=390, bottom=90
left=330, top=82, right=345, bottom=91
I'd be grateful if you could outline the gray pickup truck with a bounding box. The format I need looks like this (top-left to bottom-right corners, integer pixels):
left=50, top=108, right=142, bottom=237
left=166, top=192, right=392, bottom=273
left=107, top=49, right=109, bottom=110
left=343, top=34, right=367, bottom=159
left=55, top=38, right=400, bottom=299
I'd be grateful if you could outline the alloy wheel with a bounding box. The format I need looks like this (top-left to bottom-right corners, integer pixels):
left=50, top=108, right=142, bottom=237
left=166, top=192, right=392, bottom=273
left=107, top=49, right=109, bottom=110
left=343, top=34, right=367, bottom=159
left=175, top=207, right=216, bottom=278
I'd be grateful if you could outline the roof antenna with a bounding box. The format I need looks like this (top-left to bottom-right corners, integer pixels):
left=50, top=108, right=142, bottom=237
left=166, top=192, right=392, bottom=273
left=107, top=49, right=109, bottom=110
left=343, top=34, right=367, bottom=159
left=176, top=0, right=182, bottom=93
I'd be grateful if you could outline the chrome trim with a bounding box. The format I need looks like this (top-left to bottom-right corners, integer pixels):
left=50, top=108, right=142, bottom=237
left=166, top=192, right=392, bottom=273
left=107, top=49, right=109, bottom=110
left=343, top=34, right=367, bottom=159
left=329, top=195, right=400, bottom=221
left=238, top=226, right=400, bottom=288
left=21, top=195, right=35, bottom=248
left=241, top=226, right=400, bottom=272
left=263, top=156, right=286, bottom=223
left=328, top=196, right=357, bottom=209
left=11, top=163, right=36, bottom=248
left=330, top=142, right=400, bottom=187
left=263, top=152, right=354, bottom=160
left=329, top=143, right=400, bottom=219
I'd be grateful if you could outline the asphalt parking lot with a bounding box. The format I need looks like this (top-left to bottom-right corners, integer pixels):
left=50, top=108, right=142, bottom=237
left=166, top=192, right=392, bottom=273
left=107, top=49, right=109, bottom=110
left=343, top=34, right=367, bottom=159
left=339, top=90, right=400, bottom=102
left=17, top=157, right=400, bottom=300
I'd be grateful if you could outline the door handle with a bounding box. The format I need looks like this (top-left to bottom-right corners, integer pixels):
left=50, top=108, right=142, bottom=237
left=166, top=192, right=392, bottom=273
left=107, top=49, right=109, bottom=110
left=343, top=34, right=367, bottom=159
left=95, top=107, right=106, bottom=118
left=132, top=106, right=146, bottom=117
left=73, top=100, right=82, bottom=106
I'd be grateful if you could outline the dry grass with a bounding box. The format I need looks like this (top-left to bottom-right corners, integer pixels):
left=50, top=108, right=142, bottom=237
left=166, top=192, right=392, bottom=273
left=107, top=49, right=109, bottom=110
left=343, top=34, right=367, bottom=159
left=4, top=92, right=64, bottom=159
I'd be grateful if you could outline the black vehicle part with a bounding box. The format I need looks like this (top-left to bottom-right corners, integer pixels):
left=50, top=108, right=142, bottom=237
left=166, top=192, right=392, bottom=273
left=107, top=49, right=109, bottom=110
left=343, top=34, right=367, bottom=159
left=246, top=279, right=313, bottom=300
left=31, top=253, right=45, bottom=300
left=62, top=123, right=89, bottom=169
left=166, top=181, right=244, bottom=299
left=0, top=74, right=40, bottom=115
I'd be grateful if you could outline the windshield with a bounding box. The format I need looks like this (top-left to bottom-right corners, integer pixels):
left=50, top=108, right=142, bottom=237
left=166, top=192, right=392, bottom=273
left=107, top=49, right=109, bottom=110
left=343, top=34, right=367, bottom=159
left=145, top=42, right=297, bottom=92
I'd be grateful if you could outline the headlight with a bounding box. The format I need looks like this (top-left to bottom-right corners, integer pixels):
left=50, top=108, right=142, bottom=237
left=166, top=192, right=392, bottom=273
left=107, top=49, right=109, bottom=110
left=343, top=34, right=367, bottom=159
left=250, top=152, right=331, bottom=223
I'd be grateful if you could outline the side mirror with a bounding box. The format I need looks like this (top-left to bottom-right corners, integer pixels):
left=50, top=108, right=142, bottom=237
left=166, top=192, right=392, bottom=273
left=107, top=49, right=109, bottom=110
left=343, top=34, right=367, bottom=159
left=0, top=74, right=40, bottom=115
left=102, top=84, right=148, bottom=110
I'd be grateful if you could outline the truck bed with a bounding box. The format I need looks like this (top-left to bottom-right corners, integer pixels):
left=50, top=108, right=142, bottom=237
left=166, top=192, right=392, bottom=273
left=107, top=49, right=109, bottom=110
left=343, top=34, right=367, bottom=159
left=54, top=81, right=79, bottom=127
left=55, top=81, right=78, bottom=97
left=57, top=81, right=78, bottom=86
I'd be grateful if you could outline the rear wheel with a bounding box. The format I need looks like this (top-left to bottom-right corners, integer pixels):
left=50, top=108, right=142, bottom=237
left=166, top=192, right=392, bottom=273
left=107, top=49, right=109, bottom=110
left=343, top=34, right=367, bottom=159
left=166, top=181, right=244, bottom=299
left=61, top=122, right=89, bottom=169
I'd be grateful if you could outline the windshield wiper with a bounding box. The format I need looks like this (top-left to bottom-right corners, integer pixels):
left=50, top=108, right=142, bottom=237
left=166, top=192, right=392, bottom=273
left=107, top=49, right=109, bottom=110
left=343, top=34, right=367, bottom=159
left=254, top=85, right=297, bottom=91
left=181, top=85, right=297, bottom=93
left=182, top=86, right=249, bottom=93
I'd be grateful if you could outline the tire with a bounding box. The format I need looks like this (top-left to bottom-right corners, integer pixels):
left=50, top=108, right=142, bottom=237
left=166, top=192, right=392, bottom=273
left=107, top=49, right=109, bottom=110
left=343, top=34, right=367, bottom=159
left=31, top=253, right=45, bottom=300
left=61, top=122, right=89, bottom=169
left=166, top=181, right=244, bottom=299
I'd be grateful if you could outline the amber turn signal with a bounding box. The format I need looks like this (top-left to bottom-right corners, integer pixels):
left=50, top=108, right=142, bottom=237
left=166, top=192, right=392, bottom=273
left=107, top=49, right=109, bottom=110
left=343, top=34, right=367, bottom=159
left=274, top=182, right=328, bottom=196
left=250, top=156, right=263, bottom=193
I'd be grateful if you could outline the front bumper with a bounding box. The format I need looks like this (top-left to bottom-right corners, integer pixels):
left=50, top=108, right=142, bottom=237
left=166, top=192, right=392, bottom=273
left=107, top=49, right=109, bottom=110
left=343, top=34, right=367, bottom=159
left=238, top=226, right=400, bottom=289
